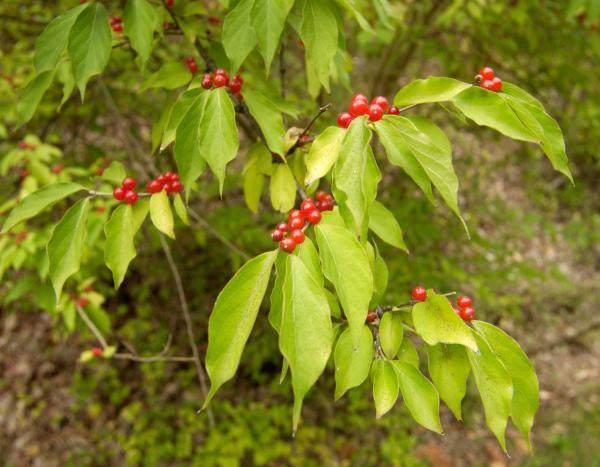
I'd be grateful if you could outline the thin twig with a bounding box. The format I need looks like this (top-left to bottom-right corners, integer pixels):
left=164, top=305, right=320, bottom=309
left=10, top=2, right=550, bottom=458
left=286, top=103, right=332, bottom=156
left=158, top=234, right=215, bottom=425
left=380, top=291, right=456, bottom=312
left=114, top=354, right=195, bottom=363
left=76, top=305, right=109, bottom=349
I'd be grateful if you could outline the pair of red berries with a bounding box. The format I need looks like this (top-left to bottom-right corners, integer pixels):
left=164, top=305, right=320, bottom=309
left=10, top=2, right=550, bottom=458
left=475, top=67, right=502, bottom=92
left=186, top=57, right=199, bottom=74
left=113, top=177, right=139, bottom=205
left=271, top=192, right=334, bottom=253
left=337, top=95, right=400, bottom=128
left=454, top=295, right=476, bottom=321
left=201, top=69, right=243, bottom=94
left=146, top=171, right=182, bottom=194
left=109, top=16, right=123, bottom=33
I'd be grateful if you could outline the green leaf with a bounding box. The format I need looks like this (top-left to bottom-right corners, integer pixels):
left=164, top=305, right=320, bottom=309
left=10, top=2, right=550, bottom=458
left=173, top=193, right=189, bottom=225
left=149, top=191, right=175, bottom=238
left=68, top=2, right=112, bottom=99
left=132, top=197, right=150, bottom=232
left=104, top=204, right=136, bottom=288
left=204, top=251, right=276, bottom=407
left=334, top=325, right=374, bottom=400
left=371, top=359, right=399, bottom=418
left=392, top=116, right=467, bottom=233
left=379, top=312, right=403, bottom=359
left=279, top=254, right=333, bottom=432
left=123, top=0, right=157, bottom=72
left=501, top=83, right=572, bottom=182
left=394, top=77, right=470, bottom=106
left=315, top=224, right=373, bottom=345
left=398, top=337, right=419, bottom=368
left=373, top=118, right=435, bottom=204
left=325, top=289, right=341, bottom=319
left=163, top=88, right=204, bottom=150
left=473, top=321, right=539, bottom=448
left=467, top=332, right=513, bottom=452
left=250, top=0, right=294, bottom=72
left=427, top=343, right=470, bottom=420
left=300, top=0, right=338, bottom=92
left=369, top=244, right=388, bottom=308
left=334, top=0, right=374, bottom=33
left=268, top=252, right=286, bottom=332
left=244, top=90, right=285, bottom=155
left=173, top=90, right=209, bottom=195
left=141, top=61, right=192, bottom=92
left=101, top=161, right=127, bottom=184
left=451, top=86, right=538, bottom=143
left=304, top=126, right=345, bottom=185
left=17, top=70, right=55, bottom=125
left=199, top=89, right=239, bottom=194
left=34, top=3, right=90, bottom=72
left=47, top=198, right=90, bottom=303
left=243, top=162, right=264, bottom=213
left=333, top=117, right=380, bottom=235
left=269, top=163, right=296, bottom=212
left=368, top=201, right=407, bottom=251
left=2, top=182, right=86, bottom=233
left=222, top=0, right=258, bottom=71
left=391, top=361, right=442, bottom=433
left=412, top=291, right=477, bottom=351
left=295, top=236, right=322, bottom=286
left=56, top=61, right=75, bottom=110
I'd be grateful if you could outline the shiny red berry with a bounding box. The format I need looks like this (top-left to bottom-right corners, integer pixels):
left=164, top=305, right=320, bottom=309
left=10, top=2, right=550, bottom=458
left=166, top=0, right=174, bottom=7
left=51, top=164, right=64, bottom=174
left=490, top=77, right=502, bottom=92
left=300, top=198, right=315, bottom=216
left=147, top=180, right=163, bottom=193
left=124, top=191, right=138, bottom=205
left=289, top=217, right=304, bottom=230
left=388, top=106, right=400, bottom=115
left=456, top=295, right=472, bottom=309
left=307, top=209, right=322, bottom=224
left=481, top=79, right=495, bottom=91
left=460, top=307, right=476, bottom=321
left=479, top=67, right=494, bottom=81
left=213, top=73, right=228, bottom=87
left=371, top=96, right=388, bottom=112
left=187, top=60, right=198, bottom=74
left=411, top=285, right=427, bottom=302
left=156, top=174, right=166, bottom=184
left=368, top=104, right=384, bottom=122
left=113, top=187, right=126, bottom=201
left=112, top=23, right=123, bottom=33
left=91, top=347, right=104, bottom=358
left=324, top=194, right=334, bottom=203
left=229, top=80, right=242, bottom=93
left=316, top=191, right=327, bottom=201
left=290, top=229, right=305, bottom=244
left=280, top=237, right=296, bottom=253
left=352, top=94, right=368, bottom=103
left=76, top=297, right=89, bottom=307
left=276, top=222, right=289, bottom=232
left=337, top=112, right=353, bottom=129
left=349, top=99, right=368, bottom=117
left=201, top=74, right=213, bottom=89
left=366, top=311, right=377, bottom=323
left=122, top=177, right=136, bottom=191
left=453, top=307, right=461, bottom=315
left=288, top=209, right=303, bottom=222
left=164, top=182, right=173, bottom=193
left=320, top=200, right=334, bottom=211
left=271, top=229, right=284, bottom=242
left=171, top=180, right=182, bottom=192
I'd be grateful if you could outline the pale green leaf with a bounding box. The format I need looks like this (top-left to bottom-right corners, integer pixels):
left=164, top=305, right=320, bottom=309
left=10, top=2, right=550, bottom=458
left=334, top=325, right=374, bottom=400
left=149, top=191, right=175, bottom=238
left=250, top=0, right=294, bottom=72
left=243, top=162, right=264, bottom=213
left=141, top=61, right=192, bottom=91
left=368, top=201, right=407, bottom=251
left=123, top=0, right=157, bottom=71
left=427, top=343, right=470, bottom=420
left=268, top=252, right=286, bottom=332
left=371, top=359, right=399, bottom=418
left=222, top=0, right=258, bottom=71
left=101, top=161, right=127, bottom=184
left=304, top=126, right=345, bottom=185
left=379, top=312, right=403, bottom=359
left=104, top=204, right=136, bottom=288
left=17, top=70, right=55, bottom=125
left=295, top=236, right=322, bottom=286
left=132, top=197, right=150, bottom=232
left=269, top=163, right=296, bottom=212
left=163, top=88, right=204, bottom=150
left=394, top=77, right=470, bottom=106
left=173, top=194, right=189, bottom=225
left=369, top=243, right=388, bottom=308
left=398, top=337, right=419, bottom=368
left=244, top=90, right=285, bottom=155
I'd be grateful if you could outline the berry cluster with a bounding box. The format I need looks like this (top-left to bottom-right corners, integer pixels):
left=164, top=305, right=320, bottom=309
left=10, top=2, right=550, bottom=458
left=454, top=295, right=476, bottom=321
left=186, top=56, right=199, bottom=74
left=475, top=67, right=502, bottom=92
left=337, top=94, right=400, bottom=128
left=113, top=177, right=139, bottom=205
left=201, top=69, right=243, bottom=94
left=109, top=16, right=123, bottom=33
left=270, top=192, right=335, bottom=254
left=146, top=171, right=183, bottom=194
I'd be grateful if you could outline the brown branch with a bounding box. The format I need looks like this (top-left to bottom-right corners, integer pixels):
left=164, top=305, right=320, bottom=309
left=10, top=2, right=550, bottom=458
left=158, top=234, right=215, bottom=425
left=286, top=103, right=332, bottom=156
left=76, top=304, right=109, bottom=349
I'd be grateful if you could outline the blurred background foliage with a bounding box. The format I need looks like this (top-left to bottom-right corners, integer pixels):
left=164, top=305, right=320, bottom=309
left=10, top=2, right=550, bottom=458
left=1, top=0, right=600, bottom=465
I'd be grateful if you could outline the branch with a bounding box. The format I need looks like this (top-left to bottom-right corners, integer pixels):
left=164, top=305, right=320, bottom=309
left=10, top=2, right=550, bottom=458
left=380, top=291, right=456, bottom=312
left=286, top=103, right=332, bottom=156
left=158, top=234, right=215, bottom=425
left=76, top=304, right=108, bottom=349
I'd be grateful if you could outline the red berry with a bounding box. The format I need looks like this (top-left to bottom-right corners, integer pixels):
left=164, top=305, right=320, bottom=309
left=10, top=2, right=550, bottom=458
left=214, top=68, right=228, bottom=76
left=324, top=194, right=334, bottom=203
left=320, top=200, right=334, bottom=211
left=366, top=311, right=377, bottom=323
left=76, top=297, right=89, bottom=308
left=288, top=209, right=303, bottom=222
left=229, top=80, right=242, bottom=93
left=490, top=77, right=502, bottom=92
left=388, top=106, right=400, bottom=115
left=20, top=169, right=29, bottom=178
left=124, top=191, right=138, bottom=205
left=213, top=74, right=228, bottom=88
left=271, top=229, right=284, bottom=242
left=371, top=96, right=388, bottom=112
left=300, top=198, right=315, bottom=216
left=166, top=0, right=174, bottom=7
left=368, top=104, right=384, bottom=122
left=316, top=191, right=327, bottom=201
left=289, top=217, right=304, bottom=230
left=280, top=237, right=296, bottom=253
left=456, top=295, right=473, bottom=309
left=156, top=174, right=166, bottom=184
left=307, top=209, right=322, bottom=224
left=352, top=94, right=368, bottom=103
left=481, top=79, right=495, bottom=91
left=208, top=15, right=220, bottom=25
left=460, top=307, right=476, bottom=321
left=276, top=222, right=289, bottom=232
left=147, top=180, right=163, bottom=193
left=91, top=347, right=103, bottom=358
left=187, top=60, right=198, bottom=74
left=290, top=229, right=305, bottom=244
left=201, top=74, right=213, bottom=89
left=163, top=171, right=174, bottom=181
left=51, top=164, right=64, bottom=174
left=453, top=307, right=461, bottom=315
left=112, top=24, right=123, bottom=33
left=95, top=167, right=104, bottom=176
left=349, top=99, right=369, bottom=117
left=233, top=74, right=243, bottom=84
left=172, top=174, right=180, bottom=181
left=122, top=177, right=136, bottom=191
left=337, top=112, right=353, bottom=129
left=171, top=180, right=182, bottom=192
left=411, top=285, right=427, bottom=302
left=164, top=182, right=173, bottom=193
left=479, top=67, right=495, bottom=81
left=113, top=187, right=126, bottom=201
